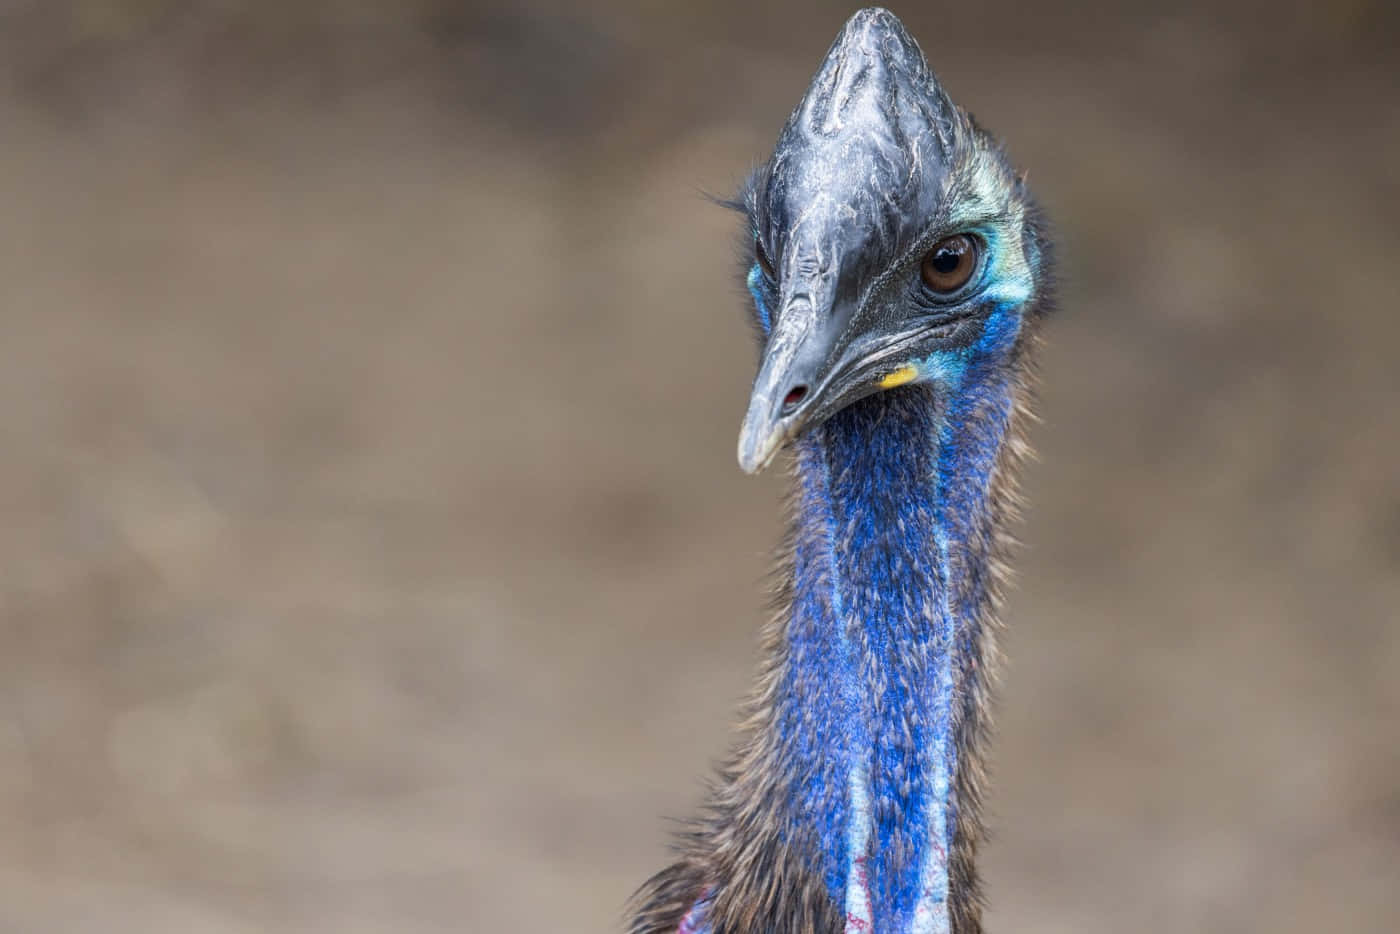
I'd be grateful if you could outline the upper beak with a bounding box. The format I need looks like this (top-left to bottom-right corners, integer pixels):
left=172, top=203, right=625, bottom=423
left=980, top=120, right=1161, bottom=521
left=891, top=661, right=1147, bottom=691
left=736, top=295, right=835, bottom=474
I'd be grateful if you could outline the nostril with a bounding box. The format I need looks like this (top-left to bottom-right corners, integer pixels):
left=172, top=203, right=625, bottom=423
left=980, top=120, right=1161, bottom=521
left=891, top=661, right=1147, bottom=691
left=781, top=385, right=809, bottom=413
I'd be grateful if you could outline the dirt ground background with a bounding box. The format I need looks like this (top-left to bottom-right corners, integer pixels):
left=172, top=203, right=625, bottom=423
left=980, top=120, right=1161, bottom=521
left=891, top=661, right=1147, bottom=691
left=0, top=1, right=1396, bottom=931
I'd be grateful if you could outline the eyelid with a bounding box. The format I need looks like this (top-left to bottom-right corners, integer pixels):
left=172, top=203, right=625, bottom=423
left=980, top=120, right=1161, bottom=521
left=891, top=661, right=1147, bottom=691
left=754, top=234, right=777, bottom=281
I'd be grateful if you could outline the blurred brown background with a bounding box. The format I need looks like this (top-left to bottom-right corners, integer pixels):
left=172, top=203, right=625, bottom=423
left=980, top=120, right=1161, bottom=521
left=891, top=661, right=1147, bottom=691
left=1, top=1, right=1397, bottom=931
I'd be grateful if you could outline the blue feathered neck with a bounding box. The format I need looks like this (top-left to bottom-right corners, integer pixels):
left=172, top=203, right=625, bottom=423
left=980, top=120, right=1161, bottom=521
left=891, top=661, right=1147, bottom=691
left=774, top=310, right=1021, bottom=932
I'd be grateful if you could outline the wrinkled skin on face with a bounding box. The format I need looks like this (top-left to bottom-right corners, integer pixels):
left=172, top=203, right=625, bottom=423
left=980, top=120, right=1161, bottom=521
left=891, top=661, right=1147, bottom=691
left=737, top=8, right=1047, bottom=473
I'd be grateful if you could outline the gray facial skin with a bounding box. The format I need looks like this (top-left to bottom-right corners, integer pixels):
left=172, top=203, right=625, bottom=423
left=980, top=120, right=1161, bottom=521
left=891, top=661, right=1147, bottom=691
left=736, top=9, right=1018, bottom=474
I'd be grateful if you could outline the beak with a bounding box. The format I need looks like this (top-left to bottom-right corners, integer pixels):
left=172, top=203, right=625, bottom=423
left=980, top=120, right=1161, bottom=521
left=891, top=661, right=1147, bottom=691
left=736, top=295, right=837, bottom=474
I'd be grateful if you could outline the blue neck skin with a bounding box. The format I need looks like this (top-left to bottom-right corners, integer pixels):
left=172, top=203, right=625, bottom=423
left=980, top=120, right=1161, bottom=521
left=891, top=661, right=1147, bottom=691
left=771, top=304, right=1022, bottom=931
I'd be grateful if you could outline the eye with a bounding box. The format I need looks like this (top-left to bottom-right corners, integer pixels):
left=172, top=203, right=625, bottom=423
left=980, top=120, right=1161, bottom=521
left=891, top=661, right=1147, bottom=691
left=920, top=234, right=978, bottom=294
left=754, top=236, right=777, bottom=282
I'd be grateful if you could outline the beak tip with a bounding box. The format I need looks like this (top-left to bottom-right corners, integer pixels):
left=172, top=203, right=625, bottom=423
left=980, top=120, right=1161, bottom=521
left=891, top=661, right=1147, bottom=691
left=736, top=420, right=782, bottom=476
left=736, top=441, right=768, bottom=475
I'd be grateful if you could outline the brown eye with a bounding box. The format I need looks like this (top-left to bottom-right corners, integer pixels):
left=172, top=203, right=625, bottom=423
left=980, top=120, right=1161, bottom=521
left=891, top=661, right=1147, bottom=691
left=755, top=236, right=776, bottom=281
left=920, top=234, right=978, bottom=293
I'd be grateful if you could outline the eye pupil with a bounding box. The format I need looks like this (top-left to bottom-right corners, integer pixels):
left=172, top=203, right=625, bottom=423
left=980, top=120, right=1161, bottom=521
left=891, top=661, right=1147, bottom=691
left=920, top=234, right=978, bottom=293
left=931, top=249, right=960, bottom=274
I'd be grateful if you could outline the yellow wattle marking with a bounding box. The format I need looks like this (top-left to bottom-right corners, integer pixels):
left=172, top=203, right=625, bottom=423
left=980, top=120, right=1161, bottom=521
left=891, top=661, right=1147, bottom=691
left=879, top=365, right=919, bottom=389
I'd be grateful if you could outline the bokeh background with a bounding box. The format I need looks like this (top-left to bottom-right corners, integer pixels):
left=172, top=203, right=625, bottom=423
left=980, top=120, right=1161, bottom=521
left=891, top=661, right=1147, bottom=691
left=1, top=1, right=1397, bottom=931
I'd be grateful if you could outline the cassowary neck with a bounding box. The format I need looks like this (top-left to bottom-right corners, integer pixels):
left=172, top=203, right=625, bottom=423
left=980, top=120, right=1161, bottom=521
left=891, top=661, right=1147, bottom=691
left=776, top=361, right=1019, bottom=933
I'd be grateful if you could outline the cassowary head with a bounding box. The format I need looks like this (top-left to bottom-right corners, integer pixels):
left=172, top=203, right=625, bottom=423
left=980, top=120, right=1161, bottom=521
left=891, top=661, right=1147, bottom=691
left=737, top=7, right=1051, bottom=473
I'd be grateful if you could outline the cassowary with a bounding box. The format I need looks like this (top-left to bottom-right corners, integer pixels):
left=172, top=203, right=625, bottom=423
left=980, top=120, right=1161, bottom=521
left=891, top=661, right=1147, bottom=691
left=631, top=9, right=1054, bottom=933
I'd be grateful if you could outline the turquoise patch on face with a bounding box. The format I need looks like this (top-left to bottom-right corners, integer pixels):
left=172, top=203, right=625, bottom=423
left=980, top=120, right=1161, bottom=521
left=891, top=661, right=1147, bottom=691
left=747, top=263, right=772, bottom=334
left=910, top=305, right=1023, bottom=394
